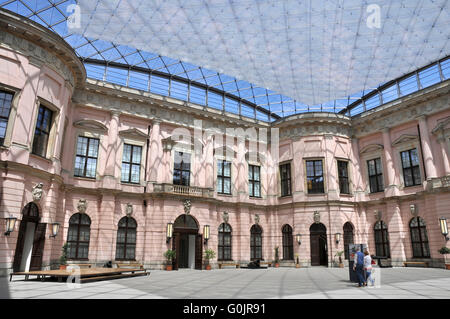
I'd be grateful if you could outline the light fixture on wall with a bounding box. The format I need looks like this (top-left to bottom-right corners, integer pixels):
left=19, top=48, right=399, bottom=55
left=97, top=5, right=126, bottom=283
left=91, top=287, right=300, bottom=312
left=166, top=222, right=173, bottom=243
left=439, top=217, right=449, bottom=241
left=296, top=233, right=302, bottom=245
left=4, top=216, right=17, bottom=236
left=50, top=222, right=60, bottom=238
left=335, top=233, right=341, bottom=244
left=203, top=225, right=210, bottom=244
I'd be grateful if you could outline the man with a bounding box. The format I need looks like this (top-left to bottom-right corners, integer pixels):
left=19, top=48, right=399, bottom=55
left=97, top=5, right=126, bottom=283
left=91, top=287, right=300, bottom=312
left=353, top=247, right=365, bottom=287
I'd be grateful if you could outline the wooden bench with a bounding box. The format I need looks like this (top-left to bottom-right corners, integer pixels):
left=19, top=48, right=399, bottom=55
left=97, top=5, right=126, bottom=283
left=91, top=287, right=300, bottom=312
left=67, top=263, right=92, bottom=269
left=260, top=261, right=272, bottom=267
left=218, top=262, right=240, bottom=269
left=404, top=261, right=428, bottom=268
left=115, top=262, right=144, bottom=269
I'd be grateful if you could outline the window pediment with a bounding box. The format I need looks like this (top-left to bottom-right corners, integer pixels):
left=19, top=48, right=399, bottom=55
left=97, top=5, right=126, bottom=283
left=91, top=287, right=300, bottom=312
left=432, top=116, right=450, bottom=138
left=119, top=128, right=148, bottom=140
left=391, top=134, right=418, bottom=147
left=73, top=119, right=108, bottom=133
left=359, top=143, right=383, bottom=155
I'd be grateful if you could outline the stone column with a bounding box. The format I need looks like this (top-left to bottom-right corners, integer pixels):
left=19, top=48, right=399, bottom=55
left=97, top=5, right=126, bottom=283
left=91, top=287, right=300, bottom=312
left=102, top=111, right=120, bottom=188
left=382, top=128, right=399, bottom=196
left=418, top=116, right=438, bottom=179
left=351, top=137, right=364, bottom=201
left=237, top=136, right=247, bottom=202
left=148, top=119, right=162, bottom=184
left=204, top=134, right=214, bottom=189
left=437, top=135, right=450, bottom=176
left=387, top=201, right=407, bottom=266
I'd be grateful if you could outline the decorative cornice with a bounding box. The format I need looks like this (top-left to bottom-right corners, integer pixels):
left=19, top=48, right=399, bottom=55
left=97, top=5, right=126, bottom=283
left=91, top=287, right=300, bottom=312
left=0, top=9, right=86, bottom=89
left=391, top=134, right=419, bottom=147
left=359, top=143, right=384, bottom=155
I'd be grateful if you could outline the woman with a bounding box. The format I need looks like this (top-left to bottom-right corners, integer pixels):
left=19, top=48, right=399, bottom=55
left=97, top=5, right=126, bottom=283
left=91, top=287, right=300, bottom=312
left=363, top=250, right=374, bottom=286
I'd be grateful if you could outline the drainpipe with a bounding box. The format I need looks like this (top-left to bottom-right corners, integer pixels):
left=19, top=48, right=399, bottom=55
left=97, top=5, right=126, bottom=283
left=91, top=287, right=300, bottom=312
left=417, top=125, right=427, bottom=180
left=143, top=125, right=151, bottom=207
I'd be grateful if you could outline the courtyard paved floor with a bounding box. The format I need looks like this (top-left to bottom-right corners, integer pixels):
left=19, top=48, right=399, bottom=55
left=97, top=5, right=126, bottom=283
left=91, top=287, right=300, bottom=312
left=1, top=267, right=449, bottom=299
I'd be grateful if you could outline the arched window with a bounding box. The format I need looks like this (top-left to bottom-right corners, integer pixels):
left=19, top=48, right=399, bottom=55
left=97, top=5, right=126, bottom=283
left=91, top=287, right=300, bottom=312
left=343, top=222, right=354, bottom=260
left=282, top=224, right=293, bottom=260
left=374, top=221, right=390, bottom=258
left=250, top=224, right=263, bottom=261
left=409, top=217, right=430, bottom=258
left=116, top=217, right=137, bottom=260
left=67, top=213, right=91, bottom=260
left=218, top=223, right=232, bottom=261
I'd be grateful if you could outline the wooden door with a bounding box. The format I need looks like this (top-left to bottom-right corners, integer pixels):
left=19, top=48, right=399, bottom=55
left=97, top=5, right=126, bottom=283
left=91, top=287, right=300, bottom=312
left=310, top=234, right=320, bottom=266
left=30, top=223, right=46, bottom=271
left=12, top=220, right=28, bottom=272
left=172, top=232, right=178, bottom=270
left=195, top=234, right=202, bottom=270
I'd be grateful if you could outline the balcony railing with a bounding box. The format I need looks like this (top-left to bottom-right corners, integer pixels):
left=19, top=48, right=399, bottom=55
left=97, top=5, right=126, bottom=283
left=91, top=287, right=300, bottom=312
left=153, top=183, right=214, bottom=197
left=429, top=176, right=450, bottom=190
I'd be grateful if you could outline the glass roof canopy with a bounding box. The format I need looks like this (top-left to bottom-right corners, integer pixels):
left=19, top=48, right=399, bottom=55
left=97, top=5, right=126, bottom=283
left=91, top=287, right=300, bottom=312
left=1, top=0, right=449, bottom=122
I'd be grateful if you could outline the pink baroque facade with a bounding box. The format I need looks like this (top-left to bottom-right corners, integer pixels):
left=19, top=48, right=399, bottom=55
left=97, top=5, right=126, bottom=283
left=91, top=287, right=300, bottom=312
left=1, top=10, right=450, bottom=276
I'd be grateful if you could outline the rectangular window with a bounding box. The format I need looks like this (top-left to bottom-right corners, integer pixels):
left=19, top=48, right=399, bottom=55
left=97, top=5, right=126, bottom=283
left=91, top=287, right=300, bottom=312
left=401, top=149, right=421, bottom=187
left=74, top=136, right=99, bottom=178
left=337, top=160, right=350, bottom=194
left=249, top=165, right=261, bottom=197
left=0, top=90, right=13, bottom=146
left=367, top=158, right=384, bottom=193
left=173, top=152, right=191, bottom=186
left=217, top=160, right=231, bottom=194
left=121, top=144, right=142, bottom=183
left=32, top=105, right=53, bottom=157
left=280, top=163, right=292, bottom=196
left=306, top=160, right=324, bottom=194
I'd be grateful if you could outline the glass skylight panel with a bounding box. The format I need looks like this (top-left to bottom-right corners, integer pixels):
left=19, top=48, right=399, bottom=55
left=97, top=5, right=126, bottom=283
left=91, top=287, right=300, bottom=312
left=399, top=75, right=419, bottom=96
left=381, top=85, right=398, bottom=104
left=418, top=64, right=441, bottom=89
left=189, top=86, right=206, bottom=106
left=150, top=75, right=169, bottom=96
left=207, top=91, right=223, bottom=110
left=128, top=70, right=149, bottom=91
left=2, top=0, right=449, bottom=121
left=225, top=98, right=239, bottom=115
left=105, top=67, right=128, bottom=87
left=170, top=81, right=188, bottom=101
left=441, top=59, right=450, bottom=79
left=85, top=63, right=105, bottom=80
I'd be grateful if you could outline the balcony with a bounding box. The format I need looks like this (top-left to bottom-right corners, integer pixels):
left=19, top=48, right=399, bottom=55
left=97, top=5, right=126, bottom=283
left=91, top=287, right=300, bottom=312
left=428, top=176, right=450, bottom=190
left=153, top=183, right=214, bottom=198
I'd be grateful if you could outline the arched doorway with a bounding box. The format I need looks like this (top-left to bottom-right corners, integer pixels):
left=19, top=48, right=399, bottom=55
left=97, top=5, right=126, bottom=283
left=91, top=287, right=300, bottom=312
left=343, top=222, right=354, bottom=260
left=13, top=203, right=46, bottom=272
left=250, top=224, right=263, bottom=261
left=310, top=223, right=328, bottom=266
left=282, top=224, right=294, bottom=260
left=172, top=214, right=202, bottom=270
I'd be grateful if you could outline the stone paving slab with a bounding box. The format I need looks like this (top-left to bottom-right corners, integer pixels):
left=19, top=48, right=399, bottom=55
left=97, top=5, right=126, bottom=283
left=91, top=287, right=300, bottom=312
left=1, top=267, right=449, bottom=299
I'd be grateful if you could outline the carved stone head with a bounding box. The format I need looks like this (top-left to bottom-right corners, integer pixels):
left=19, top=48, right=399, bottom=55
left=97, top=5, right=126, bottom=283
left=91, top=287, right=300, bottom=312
left=77, top=199, right=88, bottom=214
left=374, top=210, right=382, bottom=221
left=255, top=214, right=260, bottom=225
left=183, top=199, right=191, bottom=215
left=222, top=211, right=229, bottom=223
left=32, top=183, right=44, bottom=202
left=126, top=203, right=133, bottom=216
left=313, top=211, right=320, bottom=224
